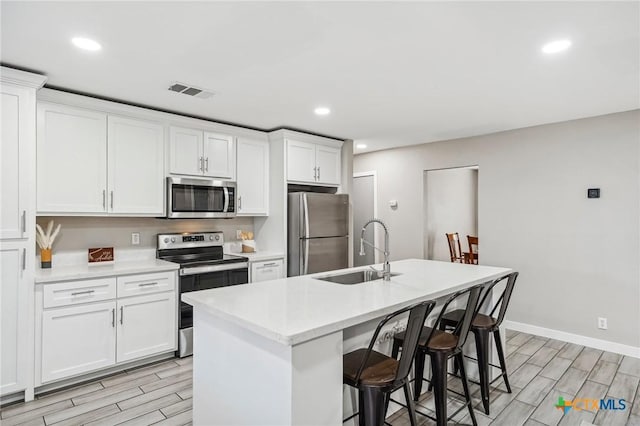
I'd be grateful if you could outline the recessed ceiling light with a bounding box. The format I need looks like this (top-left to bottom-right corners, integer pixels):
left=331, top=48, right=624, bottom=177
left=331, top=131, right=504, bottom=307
left=541, top=39, right=571, bottom=54
left=356, top=143, right=367, bottom=149
left=314, top=107, right=331, bottom=116
left=71, top=37, right=102, bottom=51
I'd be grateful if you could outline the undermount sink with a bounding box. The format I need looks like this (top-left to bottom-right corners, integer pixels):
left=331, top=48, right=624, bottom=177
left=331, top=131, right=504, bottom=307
left=315, top=270, right=400, bottom=285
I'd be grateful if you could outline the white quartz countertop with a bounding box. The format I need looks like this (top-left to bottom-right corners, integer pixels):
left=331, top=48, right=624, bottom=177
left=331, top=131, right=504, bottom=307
left=240, top=252, right=285, bottom=262
left=182, top=259, right=512, bottom=346
left=35, top=259, right=179, bottom=283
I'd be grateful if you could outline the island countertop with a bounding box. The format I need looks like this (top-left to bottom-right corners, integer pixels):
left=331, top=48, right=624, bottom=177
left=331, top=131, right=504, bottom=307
left=182, top=258, right=512, bottom=346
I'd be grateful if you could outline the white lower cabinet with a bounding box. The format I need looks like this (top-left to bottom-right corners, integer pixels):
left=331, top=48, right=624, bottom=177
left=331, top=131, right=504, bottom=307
left=41, top=301, right=116, bottom=383
left=250, top=258, right=285, bottom=283
left=116, top=291, right=176, bottom=363
left=37, top=271, right=177, bottom=385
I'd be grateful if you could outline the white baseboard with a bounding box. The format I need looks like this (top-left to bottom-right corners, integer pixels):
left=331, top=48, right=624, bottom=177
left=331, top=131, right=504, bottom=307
left=503, top=320, right=640, bottom=359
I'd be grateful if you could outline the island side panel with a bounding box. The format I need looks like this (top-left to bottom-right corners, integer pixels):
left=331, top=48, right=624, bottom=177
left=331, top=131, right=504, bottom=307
left=192, top=309, right=344, bottom=426
left=291, top=331, right=343, bottom=425
left=192, top=309, right=293, bottom=425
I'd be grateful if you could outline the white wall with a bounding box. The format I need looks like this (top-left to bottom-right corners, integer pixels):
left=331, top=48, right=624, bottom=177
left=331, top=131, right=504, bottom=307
left=354, top=110, right=640, bottom=348
left=424, top=167, right=478, bottom=261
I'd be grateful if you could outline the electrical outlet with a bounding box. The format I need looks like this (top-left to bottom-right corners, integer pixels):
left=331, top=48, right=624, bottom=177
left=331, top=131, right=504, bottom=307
left=236, top=230, right=242, bottom=240
left=131, top=232, right=140, bottom=245
left=597, top=317, right=608, bottom=330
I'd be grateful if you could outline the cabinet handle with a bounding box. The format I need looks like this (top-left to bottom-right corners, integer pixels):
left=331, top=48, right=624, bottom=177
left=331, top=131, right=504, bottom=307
left=261, top=262, right=277, bottom=267
left=317, top=167, right=320, bottom=181
left=22, top=248, right=26, bottom=270
left=21, top=211, right=26, bottom=235
left=138, top=282, right=158, bottom=287
left=205, top=157, right=209, bottom=172
left=71, top=290, right=95, bottom=296
left=120, top=306, right=124, bottom=325
left=199, top=157, right=204, bottom=172
left=102, top=190, right=106, bottom=209
left=238, top=196, right=242, bottom=210
left=110, top=191, right=114, bottom=209
left=313, top=167, right=317, bottom=180
left=111, top=308, right=115, bottom=327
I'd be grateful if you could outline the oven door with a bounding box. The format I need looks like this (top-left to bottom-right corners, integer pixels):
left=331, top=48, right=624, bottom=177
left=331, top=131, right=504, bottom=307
left=178, top=264, right=249, bottom=330
left=167, top=177, right=236, bottom=219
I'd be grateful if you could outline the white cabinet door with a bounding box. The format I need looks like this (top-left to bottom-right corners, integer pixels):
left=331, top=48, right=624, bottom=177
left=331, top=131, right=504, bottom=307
left=41, top=301, right=116, bottom=383
left=37, top=103, right=107, bottom=214
left=250, top=259, right=284, bottom=283
left=203, top=132, right=235, bottom=179
left=237, top=137, right=269, bottom=216
left=315, top=145, right=341, bottom=185
left=169, top=126, right=203, bottom=176
left=0, top=244, right=28, bottom=394
left=108, top=116, right=165, bottom=215
left=116, top=291, right=176, bottom=363
left=287, top=140, right=316, bottom=183
left=0, top=86, right=28, bottom=239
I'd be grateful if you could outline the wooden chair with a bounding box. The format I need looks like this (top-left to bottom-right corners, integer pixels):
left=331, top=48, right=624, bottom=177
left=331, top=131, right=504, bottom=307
left=465, top=235, right=478, bottom=264
left=343, top=299, right=436, bottom=426
left=445, top=233, right=464, bottom=263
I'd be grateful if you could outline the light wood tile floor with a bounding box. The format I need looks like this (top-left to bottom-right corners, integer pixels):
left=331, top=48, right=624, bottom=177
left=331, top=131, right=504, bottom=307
left=1, top=330, right=638, bottom=425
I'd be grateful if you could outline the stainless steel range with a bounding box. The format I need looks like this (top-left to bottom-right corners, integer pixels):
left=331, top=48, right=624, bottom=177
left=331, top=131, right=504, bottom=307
left=157, top=231, right=248, bottom=357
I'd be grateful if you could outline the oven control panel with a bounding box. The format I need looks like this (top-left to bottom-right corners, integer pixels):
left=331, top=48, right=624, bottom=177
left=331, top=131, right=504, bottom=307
left=157, top=232, right=224, bottom=249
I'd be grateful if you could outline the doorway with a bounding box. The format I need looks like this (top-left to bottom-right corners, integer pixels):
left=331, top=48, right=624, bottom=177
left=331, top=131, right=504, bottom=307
left=353, top=172, right=377, bottom=266
left=423, top=166, right=478, bottom=261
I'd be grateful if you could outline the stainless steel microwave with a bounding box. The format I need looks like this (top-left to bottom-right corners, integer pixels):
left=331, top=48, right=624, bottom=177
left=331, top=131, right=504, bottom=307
left=166, top=177, right=236, bottom=219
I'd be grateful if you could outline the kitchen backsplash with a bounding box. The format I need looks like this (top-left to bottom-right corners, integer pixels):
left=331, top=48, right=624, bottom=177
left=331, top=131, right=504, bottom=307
left=36, top=216, right=255, bottom=252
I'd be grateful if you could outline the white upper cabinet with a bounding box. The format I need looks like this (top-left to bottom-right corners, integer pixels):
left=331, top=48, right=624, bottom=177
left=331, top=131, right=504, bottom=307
left=286, top=140, right=316, bottom=183
left=108, top=116, right=164, bottom=215
left=36, top=102, right=166, bottom=216
left=169, top=126, right=203, bottom=176
left=1, top=85, right=28, bottom=239
left=315, top=145, right=341, bottom=185
left=236, top=137, right=269, bottom=216
left=37, top=103, right=108, bottom=214
left=286, top=139, right=342, bottom=186
left=169, top=126, right=235, bottom=180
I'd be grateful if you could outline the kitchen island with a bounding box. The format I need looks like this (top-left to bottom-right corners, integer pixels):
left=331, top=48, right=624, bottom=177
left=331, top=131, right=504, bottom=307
left=182, top=259, right=512, bottom=426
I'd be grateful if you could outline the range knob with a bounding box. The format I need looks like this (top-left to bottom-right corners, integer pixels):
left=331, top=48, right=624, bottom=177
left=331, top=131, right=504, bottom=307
left=170, top=237, right=176, bottom=243
left=215, top=235, right=220, bottom=241
left=209, top=235, right=214, bottom=241
left=163, top=237, right=169, bottom=244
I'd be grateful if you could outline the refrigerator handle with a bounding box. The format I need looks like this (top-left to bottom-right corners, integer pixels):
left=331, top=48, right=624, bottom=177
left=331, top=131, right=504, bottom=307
left=303, top=193, right=310, bottom=239
left=303, top=238, right=309, bottom=275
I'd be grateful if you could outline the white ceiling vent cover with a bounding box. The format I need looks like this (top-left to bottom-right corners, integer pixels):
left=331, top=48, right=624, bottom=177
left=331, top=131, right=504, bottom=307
left=168, top=82, right=214, bottom=99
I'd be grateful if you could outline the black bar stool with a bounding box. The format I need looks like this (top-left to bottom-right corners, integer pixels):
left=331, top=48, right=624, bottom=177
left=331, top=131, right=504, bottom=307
left=343, top=299, right=436, bottom=426
left=440, top=272, right=518, bottom=414
left=391, top=283, right=485, bottom=426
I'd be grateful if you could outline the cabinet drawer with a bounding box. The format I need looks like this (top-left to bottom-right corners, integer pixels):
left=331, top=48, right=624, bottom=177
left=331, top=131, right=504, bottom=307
left=117, top=271, right=174, bottom=298
left=251, top=259, right=284, bottom=283
left=43, top=278, right=117, bottom=308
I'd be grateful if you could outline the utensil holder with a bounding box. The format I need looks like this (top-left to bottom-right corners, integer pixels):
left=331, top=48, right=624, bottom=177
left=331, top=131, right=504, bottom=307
left=41, top=248, right=52, bottom=269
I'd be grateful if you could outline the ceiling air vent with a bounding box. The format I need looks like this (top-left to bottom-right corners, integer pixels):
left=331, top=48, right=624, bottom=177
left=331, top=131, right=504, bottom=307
left=168, top=82, right=214, bottom=99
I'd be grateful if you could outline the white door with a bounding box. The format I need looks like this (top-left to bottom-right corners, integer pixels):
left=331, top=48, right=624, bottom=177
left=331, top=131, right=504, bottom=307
left=286, top=140, right=316, bottom=183
left=0, top=86, right=29, bottom=239
left=315, top=145, right=341, bottom=185
left=169, top=126, right=203, bottom=176
left=237, top=137, right=269, bottom=215
left=37, top=103, right=107, bottom=214
left=250, top=259, right=284, bottom=283
left=203, top=132, right=235, bottom=179
left=116, top=292, right=176, bottom=363
left=41, top=301, right=116, bottom=383
left=0, top=244, right=27, bottom=394
left=108, top=116, right=165, bottom=215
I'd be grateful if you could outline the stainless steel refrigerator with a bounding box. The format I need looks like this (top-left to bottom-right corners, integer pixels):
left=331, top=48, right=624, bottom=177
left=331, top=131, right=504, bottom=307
left=288, top=192, right=349, bottom=277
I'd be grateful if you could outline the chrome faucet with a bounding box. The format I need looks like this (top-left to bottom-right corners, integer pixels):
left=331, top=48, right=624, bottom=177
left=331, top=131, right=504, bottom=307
left=359, top=218, right=391, bottom=281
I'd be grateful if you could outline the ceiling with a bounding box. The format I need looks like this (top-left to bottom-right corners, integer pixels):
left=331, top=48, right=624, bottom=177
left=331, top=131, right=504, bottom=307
left=2, top=2, right=638, bottom=153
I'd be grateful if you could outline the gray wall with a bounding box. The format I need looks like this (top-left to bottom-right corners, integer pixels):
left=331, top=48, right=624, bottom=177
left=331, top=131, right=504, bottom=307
left=424, top=167, right=478, bottom=261
left=354, top=110, right=640, bottom=347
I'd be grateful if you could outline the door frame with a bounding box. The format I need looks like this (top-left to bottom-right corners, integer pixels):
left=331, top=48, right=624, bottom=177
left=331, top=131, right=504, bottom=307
left=353, top=171, right=380, bottom=264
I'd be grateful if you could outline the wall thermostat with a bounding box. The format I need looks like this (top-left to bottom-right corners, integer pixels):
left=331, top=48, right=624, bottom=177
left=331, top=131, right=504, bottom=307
left=587, top=188, right=600, bottom=199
